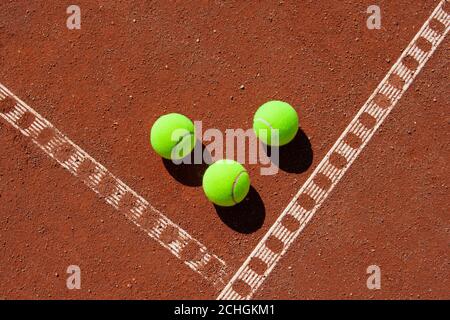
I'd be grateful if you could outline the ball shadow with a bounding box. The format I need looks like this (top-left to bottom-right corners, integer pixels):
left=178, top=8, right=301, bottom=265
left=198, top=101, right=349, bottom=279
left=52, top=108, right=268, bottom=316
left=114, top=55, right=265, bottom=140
left=264, top=128, right=313, bottom=173
left=214, top=186, right=265, bottom=234
left=162, top=140, right=211, bottom=187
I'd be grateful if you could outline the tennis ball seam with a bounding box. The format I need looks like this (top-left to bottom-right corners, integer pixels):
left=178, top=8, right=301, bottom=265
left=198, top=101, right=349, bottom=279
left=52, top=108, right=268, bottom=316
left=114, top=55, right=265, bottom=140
left=231, top=170, right=247, bottom=204
left=254, top=117, right=274, bottom=130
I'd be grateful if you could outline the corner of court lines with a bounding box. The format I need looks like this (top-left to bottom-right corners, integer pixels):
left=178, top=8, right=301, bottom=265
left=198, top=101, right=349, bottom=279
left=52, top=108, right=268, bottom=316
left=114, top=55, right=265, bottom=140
left=0, top=83, right=229, bottom=291
left=217, top=0, right=450, bottom=300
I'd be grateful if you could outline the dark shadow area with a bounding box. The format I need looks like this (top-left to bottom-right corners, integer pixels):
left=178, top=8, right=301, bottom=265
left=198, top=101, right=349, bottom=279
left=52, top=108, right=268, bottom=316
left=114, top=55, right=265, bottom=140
left=215, top=186, right=265, bottom=234
left=163, top=140, right=211, bottom=187
left=264, top=128, right=313, bottom=173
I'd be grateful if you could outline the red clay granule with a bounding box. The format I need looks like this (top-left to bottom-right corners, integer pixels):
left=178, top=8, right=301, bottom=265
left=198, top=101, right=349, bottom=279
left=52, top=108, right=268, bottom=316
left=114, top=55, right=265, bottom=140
left=329, top=152, right=347, bottom=170
left=265, top=235, right=284, bottom=254
left=118, top=192, right=138, bottom=214
left=36, top=127, right=56, bottom=145
left=429, top=18, right=445, bottom=34
left=0, top=96, right=16, bottom=114
left=443, top=1, right=450, bottom=14
left=199, top=256, right=226, bottom=280
left=135, top=210, right=160, bottom=233
left=314, top=172, right=332, bottom=191
left=158, top=224, right=180, bottom=245
left=248, top=257, right=267, bottom=276
left=232, top=279, right=252, bottom=297
left=179, top=240, right=203, bottom=262
left=17, top=112, right=36, bottom=130
left=53, top=142, right=75, bottom=163
left=76, top=158, right=98, bottom=181
left=280, top=214, right=300, bottom=232
left=402, top=55, right=419, bottom=71
left=96, top=174, right=118, bottom=197
left=359, top=112, right=377, bottom=129
left=388, top=73, right=405, bottom=90
left=415, top=37, right=432, bottom=53
left=344, top=132, right=362, bottom=149
left=298, top=193, right=316, bottom=211
left=373, top=93, right=392, bottom=109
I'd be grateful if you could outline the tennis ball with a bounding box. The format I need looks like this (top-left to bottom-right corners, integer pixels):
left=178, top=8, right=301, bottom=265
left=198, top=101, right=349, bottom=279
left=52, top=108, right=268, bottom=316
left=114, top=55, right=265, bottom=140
left=202, top=159, right=250, bottom=207
left=253, top=100, right=299, bottom=146
left=150, top=113, right=196, bottom=160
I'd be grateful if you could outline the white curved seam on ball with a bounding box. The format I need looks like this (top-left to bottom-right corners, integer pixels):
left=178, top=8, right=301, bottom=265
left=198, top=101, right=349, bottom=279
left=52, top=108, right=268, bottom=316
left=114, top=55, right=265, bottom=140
left=253, top=117, right=274, bottom=130
left=231, top=170, right=247, bottom=204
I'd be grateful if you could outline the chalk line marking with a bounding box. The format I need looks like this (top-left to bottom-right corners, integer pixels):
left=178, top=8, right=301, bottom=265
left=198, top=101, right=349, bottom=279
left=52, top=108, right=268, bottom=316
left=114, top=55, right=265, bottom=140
left=218, top=0, right=450, bottom=300
left=0, top=84, right=228, bottom=289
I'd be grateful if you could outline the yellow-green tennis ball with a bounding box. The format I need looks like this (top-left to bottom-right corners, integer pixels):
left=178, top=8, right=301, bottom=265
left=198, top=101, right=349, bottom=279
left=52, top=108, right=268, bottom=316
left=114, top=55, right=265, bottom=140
left=150, top=113, right=196, bottom=160
left=253, top=100, right=299, bottom=146
left=202, top=159, right=250, bottom=207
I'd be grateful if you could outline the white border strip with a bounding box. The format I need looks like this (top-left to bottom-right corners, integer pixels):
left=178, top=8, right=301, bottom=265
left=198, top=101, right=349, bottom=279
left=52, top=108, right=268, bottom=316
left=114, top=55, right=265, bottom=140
left=218, top=0, right=449, bottom=300
left=0, top=84, right=228, bottom=289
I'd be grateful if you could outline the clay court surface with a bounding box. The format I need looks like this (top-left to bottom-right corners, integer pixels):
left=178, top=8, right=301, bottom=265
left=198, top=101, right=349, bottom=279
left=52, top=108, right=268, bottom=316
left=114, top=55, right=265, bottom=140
left=0, top=1, right=449, bottom=299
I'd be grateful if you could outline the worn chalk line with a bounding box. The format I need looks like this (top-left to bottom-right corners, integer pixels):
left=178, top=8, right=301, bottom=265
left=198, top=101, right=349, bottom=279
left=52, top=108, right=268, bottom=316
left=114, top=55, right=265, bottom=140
left=0, top=84, right=228, bottom=289
left=218, top=0, right=450, bottom=300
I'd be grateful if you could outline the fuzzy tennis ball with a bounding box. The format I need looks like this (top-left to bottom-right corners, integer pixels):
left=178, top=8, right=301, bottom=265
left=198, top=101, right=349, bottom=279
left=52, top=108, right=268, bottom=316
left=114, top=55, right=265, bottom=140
left=202, top=159, right=250, bottom=207
left=253, top=100, right=299, bottom=146
left=150, top=113, right=196, bottom=160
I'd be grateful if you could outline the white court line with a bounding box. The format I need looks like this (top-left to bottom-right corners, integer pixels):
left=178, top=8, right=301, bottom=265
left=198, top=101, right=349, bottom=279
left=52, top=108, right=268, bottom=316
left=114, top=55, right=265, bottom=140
left=218, top=0, right=450, bottom=300
left=0, top=84, right=228, bottom=289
